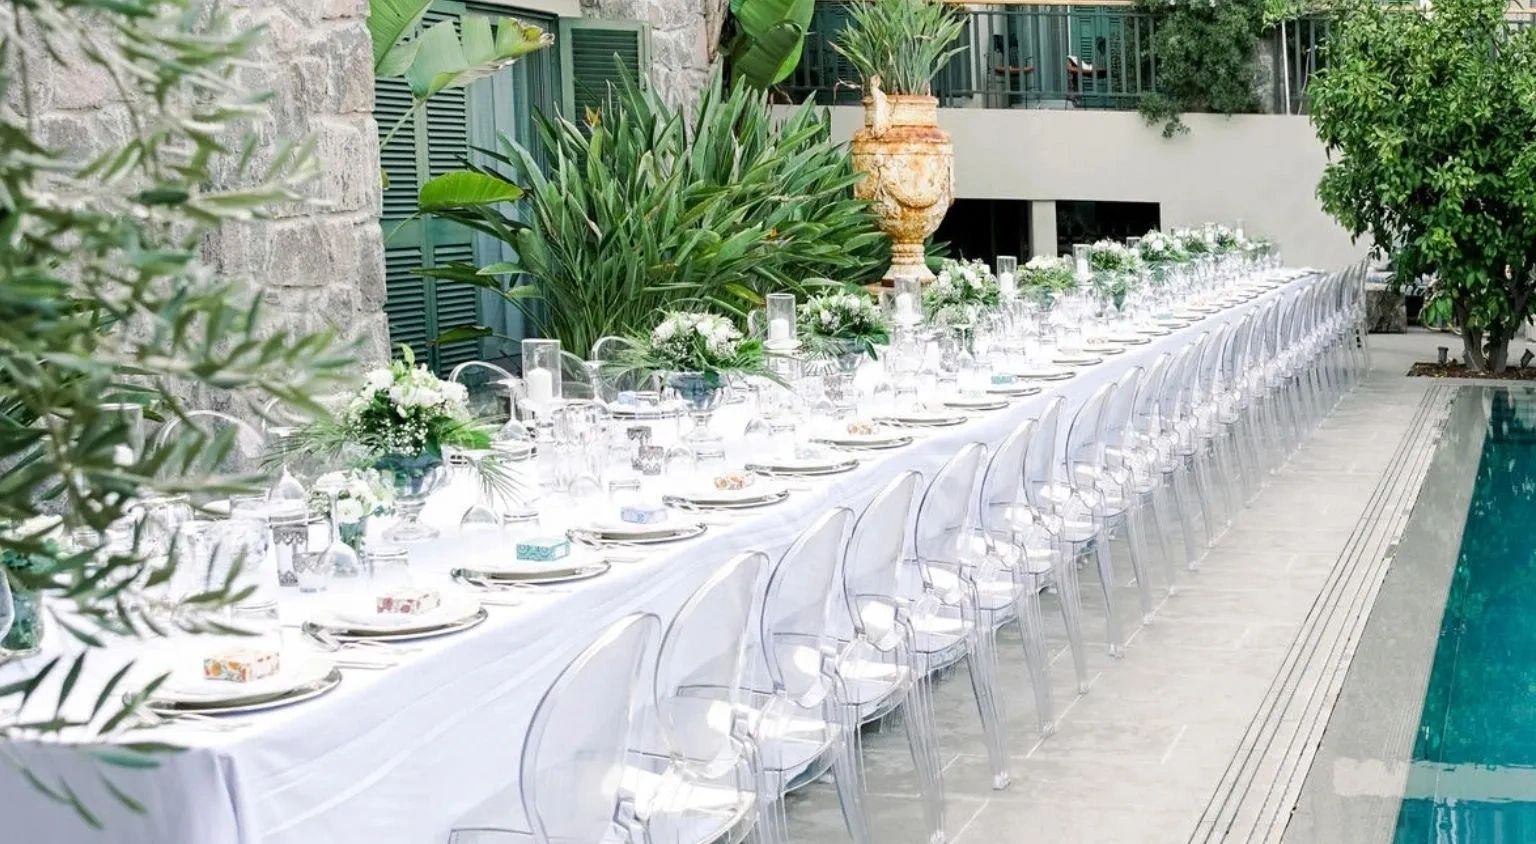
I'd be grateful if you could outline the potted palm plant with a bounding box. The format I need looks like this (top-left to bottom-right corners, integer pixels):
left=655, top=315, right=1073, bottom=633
left=835, top=0, right=966, bottom=287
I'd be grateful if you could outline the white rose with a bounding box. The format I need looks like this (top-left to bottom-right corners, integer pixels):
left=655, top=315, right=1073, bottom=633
left=364, top=369, right=393, bottom=392
left=334, top=498, right=366, bottom=524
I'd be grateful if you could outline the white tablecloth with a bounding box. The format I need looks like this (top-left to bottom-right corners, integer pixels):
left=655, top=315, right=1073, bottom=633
left=0, top=271, right=1320, bottom=844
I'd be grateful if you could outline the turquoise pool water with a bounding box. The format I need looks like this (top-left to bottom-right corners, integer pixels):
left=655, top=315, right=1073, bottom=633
left=1396, top=391, right=1536, bottom=841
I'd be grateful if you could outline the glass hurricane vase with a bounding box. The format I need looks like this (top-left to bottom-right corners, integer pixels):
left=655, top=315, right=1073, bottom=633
left=820, top=340, right=868, bottom=418
left=379, top=460, right=449, bottom=544
left=667, top=372, right=726, bottom=463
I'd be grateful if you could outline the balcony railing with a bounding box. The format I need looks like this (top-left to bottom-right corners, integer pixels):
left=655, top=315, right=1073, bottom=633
left=785, top=3, right=1158, bottom=110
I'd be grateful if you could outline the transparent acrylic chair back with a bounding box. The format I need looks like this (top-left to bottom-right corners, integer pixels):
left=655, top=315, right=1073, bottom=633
left=913, top=443, right=989, bottom=567
left=519, top=612, right=659, bottom=844
left=760, top=508, right=854, bottom=701
left=655, top=550, right=768, bottom=777
left=842, top=472, right=920, bottom=637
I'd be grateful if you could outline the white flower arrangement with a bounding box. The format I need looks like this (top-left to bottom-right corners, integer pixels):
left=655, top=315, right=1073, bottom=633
left=1172, top=226, right=1212, bottom=256
left=798, top=291, right=891, bottom=357
left=1019, top=255, right=1077, bottom=291
left=1137, top=230, right=1187, bottom=264
left=615, top=311, right=767, bottom=381
left=1204, top=223, right=1245, bottom=253
left=338, top=353, right=478, bottom=459
left=312, top=469, right=394, bottom=525
left=926, top=258, right=1001, bottom=327
left=1088, top=239, right=1143, bottom=274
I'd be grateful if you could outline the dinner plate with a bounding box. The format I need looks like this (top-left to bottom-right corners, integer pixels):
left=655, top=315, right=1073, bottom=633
left=745, top=456, right=860, bottom=477
left=1052, top=353, right=1104, bottom=367
left=986, top=382, right=1044, bottom=397
left=324, top=592, right=484, bottom=634
left=1011, top=365, right=1076, bottom=381
left=663, top=485, right=792, bottom=507
left=877, top=410, right=969, bottom=427
left=812, top=428, right=915, bottom=450
left=605, top=401, right=686, bottom=421
left=304, top=608, right=490, bottom=643
left=568, top=521, right=709, bottom=545
left=1080, top=343, right=1127, bottom=355
left=940, top=394, right=1011, bottom=411
left=1154, top=318, right=1191, bottom=329
left=453, top=561, right=611, bottom=586
left=152, top=656, right=339, bottom=713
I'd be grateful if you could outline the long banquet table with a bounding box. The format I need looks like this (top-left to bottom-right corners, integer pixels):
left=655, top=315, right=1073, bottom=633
left=0, top=270, right=1321, bottom=844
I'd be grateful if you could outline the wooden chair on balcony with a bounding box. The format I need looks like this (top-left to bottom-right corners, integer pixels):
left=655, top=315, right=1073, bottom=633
left=987, top=33, right=1035, bottom=108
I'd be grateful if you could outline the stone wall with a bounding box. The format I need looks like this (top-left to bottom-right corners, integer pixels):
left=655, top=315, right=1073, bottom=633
left=16, top=0, right=391, bottom=367
left=581, top=0, right=720, bottom=111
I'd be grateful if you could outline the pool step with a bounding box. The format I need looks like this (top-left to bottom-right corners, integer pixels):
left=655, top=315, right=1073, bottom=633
left=1189, top=384, right=1457, bottom=844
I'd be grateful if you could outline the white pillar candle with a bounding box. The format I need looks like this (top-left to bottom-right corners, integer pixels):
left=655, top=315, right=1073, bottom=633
left=525, top=367, right=554, bottom=404
left=769, top=317, right=791, bottom=343
left=1075, top=255, right=1090, bottom=281
left=895, top=292, right=915, bottom=317
left=998, top=272, right=1016, bottom=297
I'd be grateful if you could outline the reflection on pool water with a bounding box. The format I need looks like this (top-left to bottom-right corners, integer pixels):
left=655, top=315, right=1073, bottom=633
left=1397, top=390, right=1536, bottom=841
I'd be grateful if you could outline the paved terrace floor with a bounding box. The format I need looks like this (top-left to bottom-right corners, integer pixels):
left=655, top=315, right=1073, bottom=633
left=783, top=329, right=1475, bottom=843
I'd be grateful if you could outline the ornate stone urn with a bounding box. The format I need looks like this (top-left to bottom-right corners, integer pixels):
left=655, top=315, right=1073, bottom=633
left=850, top=76, right=954, bottom=286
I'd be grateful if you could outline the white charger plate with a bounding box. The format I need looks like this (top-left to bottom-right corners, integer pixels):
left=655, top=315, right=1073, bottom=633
left=665, top=480, right=789, bottom=507
left=877, top=409, right=969, bottom=427
left=322, top=592, right=483, bottom=633
left=158, top=655, right=335, bottom=707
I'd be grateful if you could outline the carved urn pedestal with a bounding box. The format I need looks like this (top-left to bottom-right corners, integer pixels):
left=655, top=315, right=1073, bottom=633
left=850, top=86, right=954, bottom=289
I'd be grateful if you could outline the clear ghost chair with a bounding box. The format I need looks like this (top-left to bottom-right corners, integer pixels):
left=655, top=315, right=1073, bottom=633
left=152, top=410, right=267, bottom=475
left=1157, top=335, right=1211, bottom=571
left=975, top=418, right=1061, bottom=735
left=747, top=508, right=868, bottom=844
left=1021, top=396, right=1096, bottom=678
left=1092, top=366, right=1162, bottom=618
left=626, top=551, right=766, bottom=844
left=1120, top=353, right=1184, bottom=592
left=907, top=442, right=1012, bottom=789
left=1060, top=379, right=1155, bottom=654
left=561, top=349, right=600, bottom=402
left=590, top=336, right=666, bottom=406
left=450, top=360, right=520, bottom=423
left=837, top=470, right=945, bottom=843
left=449, top=612, right=661, bottom=844
left=1189, top=323, right=1237, bottom=542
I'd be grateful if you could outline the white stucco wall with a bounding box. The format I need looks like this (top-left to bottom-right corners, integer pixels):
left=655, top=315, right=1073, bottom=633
left=808, top=106, right=1372, bottom=270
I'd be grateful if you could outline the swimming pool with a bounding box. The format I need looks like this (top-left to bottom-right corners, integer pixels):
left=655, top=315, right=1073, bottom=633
left=1395, top=389, right=1536, bottom=841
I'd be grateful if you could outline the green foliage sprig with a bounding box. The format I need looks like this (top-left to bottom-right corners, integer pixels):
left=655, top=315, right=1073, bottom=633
left=416, top=66, right=884, bottom=356
left=1310, top=0, right=1536, bottom=372
left=1135, top=0, right=1266, bottom=136
left=832, top=0, right=967, bottom=96
left=0, top=0, right=354, bottom=823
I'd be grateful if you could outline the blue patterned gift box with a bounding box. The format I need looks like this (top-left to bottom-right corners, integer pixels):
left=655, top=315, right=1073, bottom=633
left=516, top=536, right=571, bottom=562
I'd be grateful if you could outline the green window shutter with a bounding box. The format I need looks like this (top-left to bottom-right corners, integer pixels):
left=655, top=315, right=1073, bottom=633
left=375, top=2, right=483, bottom=375
left=558, top=18, right=650, bottom=121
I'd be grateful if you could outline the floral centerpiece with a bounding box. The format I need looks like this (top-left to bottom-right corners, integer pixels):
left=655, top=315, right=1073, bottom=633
left=924, top=258, right=1000, bottom=327
left=1207, top=223, right=1245, bottom=254
left=1087, top=240, right=1143, bottom=305
left=285, top=348, right=507, bottom=544
left=1137, top=230, right=1187, bottom=265
left=799, top=291, right=891, bottom=359
left=1172, top=226, right=1214, bottom=257
left=613, top=311, right=770, bottom=457
left=1019, top=255, right=1077, bottom=292
left=1088, top=239, right=1143, bottom=275
left=310, top=469, right=393, bottom=553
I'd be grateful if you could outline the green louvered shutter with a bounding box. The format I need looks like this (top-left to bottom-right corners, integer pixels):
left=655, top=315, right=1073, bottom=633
left=558, top=19, right=650, bottom=121
left=375, top=2, right=483, bottom=374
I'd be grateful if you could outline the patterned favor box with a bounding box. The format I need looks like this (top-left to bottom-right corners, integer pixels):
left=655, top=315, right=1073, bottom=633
left=376, top=587, right=442, bottom=615
left=620, top=504, right=668, bottom=525
left=202, top=648, right=281, bottom=684
left=516, top=535, right=571, bottom=562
